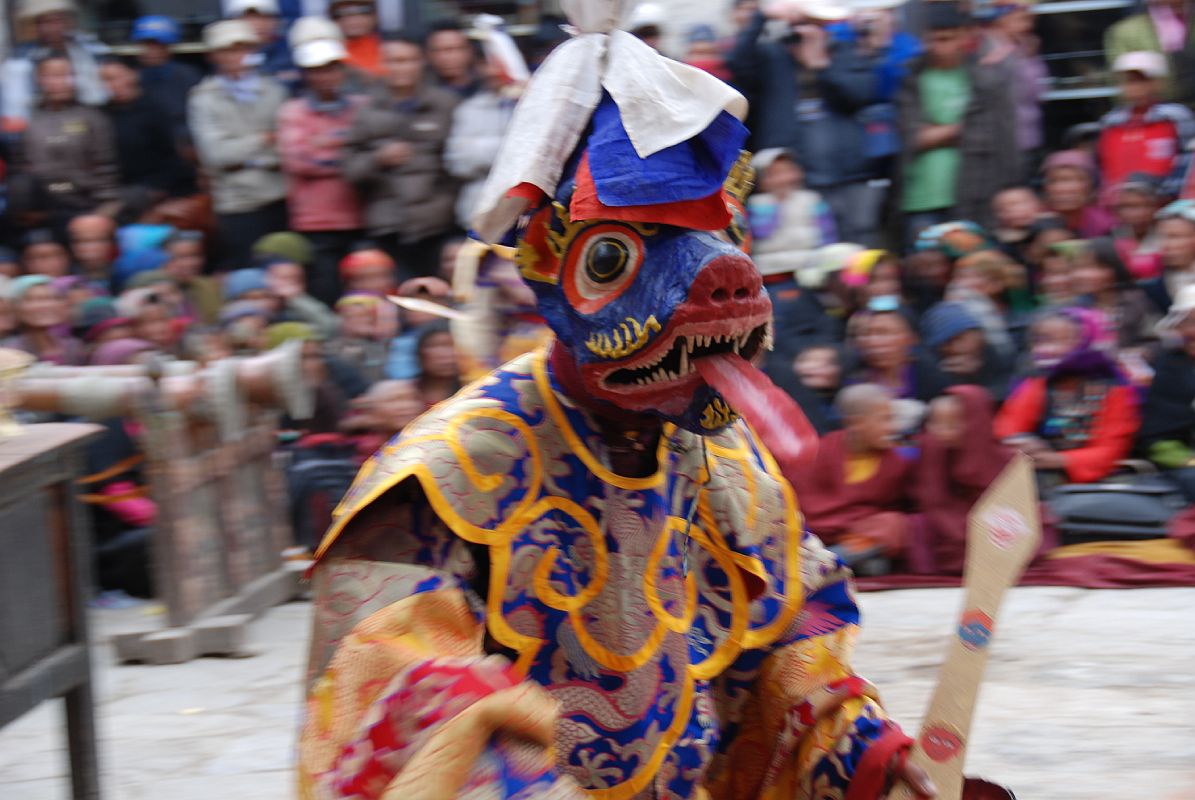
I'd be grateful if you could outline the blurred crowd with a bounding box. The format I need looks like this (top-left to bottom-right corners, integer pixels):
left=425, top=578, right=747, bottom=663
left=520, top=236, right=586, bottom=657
left=0, top=0, right=1194, bottom=587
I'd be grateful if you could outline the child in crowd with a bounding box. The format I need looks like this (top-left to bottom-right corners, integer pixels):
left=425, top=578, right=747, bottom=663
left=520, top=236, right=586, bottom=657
left=792, top=344, right=844, bottom=429
left=162, top=231, right=221, bottom=325
left=1111, top=174, right=1165, bottom=279
left=996, top=307, right=1140, bottom=484
left=67, top=214, right=117, bottom=283
left=992, top=186, right=1045, bottom=252
left=339, top=247, right=398, bottom=296
left=747, top=148, right=836, bottom=278
left=1097, top=52, right=1195, bottom=201
left=793, top=383, right=915, bottom=562
left=21, top=230, right=72, bottom=278
left=1040, top=150, right=1116, bottom=237
left=1143, top=199, right=1195, bottom=314
left=329, top=294, right=389, bottom=383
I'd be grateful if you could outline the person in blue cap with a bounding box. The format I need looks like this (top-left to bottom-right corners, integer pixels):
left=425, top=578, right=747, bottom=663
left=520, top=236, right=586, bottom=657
left=131, top=15, right=202, bottom=147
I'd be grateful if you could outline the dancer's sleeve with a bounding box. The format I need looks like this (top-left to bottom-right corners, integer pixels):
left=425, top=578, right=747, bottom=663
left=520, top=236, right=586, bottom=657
left=707, top=540, right=911, bottom=800
left=299, top=496, right=580, bottom=800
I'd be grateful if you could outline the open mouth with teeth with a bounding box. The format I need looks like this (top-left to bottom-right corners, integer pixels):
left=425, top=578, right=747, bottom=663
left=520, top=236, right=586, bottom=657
left=599, top=317, right=773, bottom=389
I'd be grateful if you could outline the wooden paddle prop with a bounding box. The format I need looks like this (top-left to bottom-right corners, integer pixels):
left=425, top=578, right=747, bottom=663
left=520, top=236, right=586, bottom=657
left=890, top=454, right=1041, bottom=800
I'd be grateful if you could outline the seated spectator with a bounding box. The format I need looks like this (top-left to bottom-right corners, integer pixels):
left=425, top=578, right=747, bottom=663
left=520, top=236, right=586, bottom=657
left=407, top=320, right=462, bottom=409
left=72, top=296, right=134, bottom=348
left=99, top=57, right=193, bottom=199
left=1040, top=150, right=1115, bottom=237
left=21, top=229, right=71, bottom=277
left=2, top=0, right=108, bottom=135
left=748, top=148, right=837, bottom=278
left=794, top=383, right=915, bottom=559
left=1112, top=173, right=1166, bottom=279
left=262, top=257, right=340, bottom=339
left=921, top=301, right=1014, bottom=401
left=20, top=53, right=119, bottom=221
left=278, top=36, right=367, bottom=308
left=344, top=33, right=459, bottom=281
left=907, top=220, right=997, bottom=313
left=425, top=20, right=481, bottom=99
left=1143, top=199, right=1195, bottom=314
left=0, top=248, right=20, bottom=278
left=130, top=15, right=201, bottom=147
left=912, top=387, right=1014, bottom=574
left=951, top=249, right=1032, bottom=343
left=67, top=214, right=116, bottom=284
left=1139, top=285, right=1195, bottom=499
left=161, top=231, right=221, bottom=325
left=1073, top=237, right=1157, bottom=348
left=898, top=2, right=1018, bottom=237
left=792, top=343, right=844, bottom=429
left=329, top=294, right=389, bottom=383
left=340, top=247, right=398, bottom=296
left=852, top=304, right=949, bottom=404
left=189, top=20, right=288, bottom=270
left=996, top=307, right=1139, bottom=484
left=991, top=186, right=1045, bottom=254
left=0, top=274, right=83, bottom=364
left=1098, top=52, right=1194, bottom=200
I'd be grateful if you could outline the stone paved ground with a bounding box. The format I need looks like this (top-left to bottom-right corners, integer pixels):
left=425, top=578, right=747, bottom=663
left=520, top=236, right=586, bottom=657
left=2, top=587, right=1193, bottom=799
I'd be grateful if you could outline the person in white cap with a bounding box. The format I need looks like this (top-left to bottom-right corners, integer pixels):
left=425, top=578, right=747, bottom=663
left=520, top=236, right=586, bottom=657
left=277, top=35, right=369, bottom=306
left=626, top=1, right=666, bottom=52
left=225, top=0, right=298, bottom=86
left=1140, top=283, right=1195, bottom=498
left=1096, top=51, right=1195, bottom=201
left=728, top=0, right=888, bottom=245
left=188, top=19, right=289, bottom=270
left=1, top=0, right=108, bottom=134
left=1105, top=0, right=1195, bottom=105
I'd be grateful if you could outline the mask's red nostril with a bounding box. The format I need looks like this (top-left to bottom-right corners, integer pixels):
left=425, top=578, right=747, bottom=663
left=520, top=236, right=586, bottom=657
left=734, top=287, right=749, bottom=300
left=711, top=288, right=730, bottom=303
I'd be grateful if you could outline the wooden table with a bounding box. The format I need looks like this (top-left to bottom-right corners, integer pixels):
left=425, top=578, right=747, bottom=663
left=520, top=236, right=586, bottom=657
left=0, top=423, right=103, bottom=799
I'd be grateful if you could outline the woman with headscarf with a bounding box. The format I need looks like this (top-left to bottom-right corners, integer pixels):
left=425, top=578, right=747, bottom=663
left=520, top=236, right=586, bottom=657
left=0, top=274, right=84, bottom=364
left=912, top=386, right=1015, bottom=574
left=1073, top=237, right=1156, bottom=348
left=995, top=307, right=1140, bottom=483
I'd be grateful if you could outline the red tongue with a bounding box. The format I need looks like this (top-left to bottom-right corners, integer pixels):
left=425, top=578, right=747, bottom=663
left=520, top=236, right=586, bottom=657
left=696, top=353, right=818, bottom=483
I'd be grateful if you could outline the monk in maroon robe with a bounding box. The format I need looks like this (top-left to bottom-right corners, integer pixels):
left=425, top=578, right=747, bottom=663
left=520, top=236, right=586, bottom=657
left=794, top=384, right=916, bottom=557
left=910, top=386, right=1014, bottom=575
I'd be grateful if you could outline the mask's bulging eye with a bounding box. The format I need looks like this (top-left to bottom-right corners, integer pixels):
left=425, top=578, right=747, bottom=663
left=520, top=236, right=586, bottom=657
left=564, top=224, right=645, bottom=314
left=586, top=239, right=629, bottom=283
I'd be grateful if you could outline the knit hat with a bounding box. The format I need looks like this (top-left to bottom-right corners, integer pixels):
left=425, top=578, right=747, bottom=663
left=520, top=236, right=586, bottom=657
left=798, top=243, right=865, bottom=289
left=1157, top=198, right=1195, bottom=225
left=219, top=299, right=271, bottom=328
left=915, top=221, right=996, bottom=261
left=7, top=274, right=52, bottom=301
left=265, top=322, right=317, bottom=350
left=921, top=301, right=982, bottom=350
left=924, top=1, right=967, bottom=29
left=252, top=232, right=313, bottom=266
left=223, top=268, right=269, bottom=301
left=126, top=269, right=175, bottom=290
left=339, top=248, right=396, bottom=278
left=840, top=249, right=889, bottom=289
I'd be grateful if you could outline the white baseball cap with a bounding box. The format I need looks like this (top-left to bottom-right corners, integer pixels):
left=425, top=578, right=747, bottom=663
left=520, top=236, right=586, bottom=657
left=289, top=16, right=345, bottom=49
left=751, top=147, right=797, bottom=172
left=1157, top=283, right=1195, bottom=335
left=226, top=0, right=280, bottom=17
left=294, top=38, right=349, bottom=68
left=17, top=0, right=76, bottom=20
left=1113, top=50, right=1169, bottom=79
left=204, top=19, right=259, bottom=50
left=626, top=2, right=666, bottom=32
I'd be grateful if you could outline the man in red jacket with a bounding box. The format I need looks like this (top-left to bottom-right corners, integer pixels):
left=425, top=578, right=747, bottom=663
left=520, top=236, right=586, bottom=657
left=1098, top=50, right=1195, bottom=203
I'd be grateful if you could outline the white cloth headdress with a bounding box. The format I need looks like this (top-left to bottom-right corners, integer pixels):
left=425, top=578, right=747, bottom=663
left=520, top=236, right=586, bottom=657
left=471, top=0, right=748, bottom=243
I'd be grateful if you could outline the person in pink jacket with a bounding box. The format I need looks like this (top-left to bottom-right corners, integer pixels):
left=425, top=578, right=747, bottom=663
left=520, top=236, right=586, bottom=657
left=277, top=37, right=367, bottom=306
